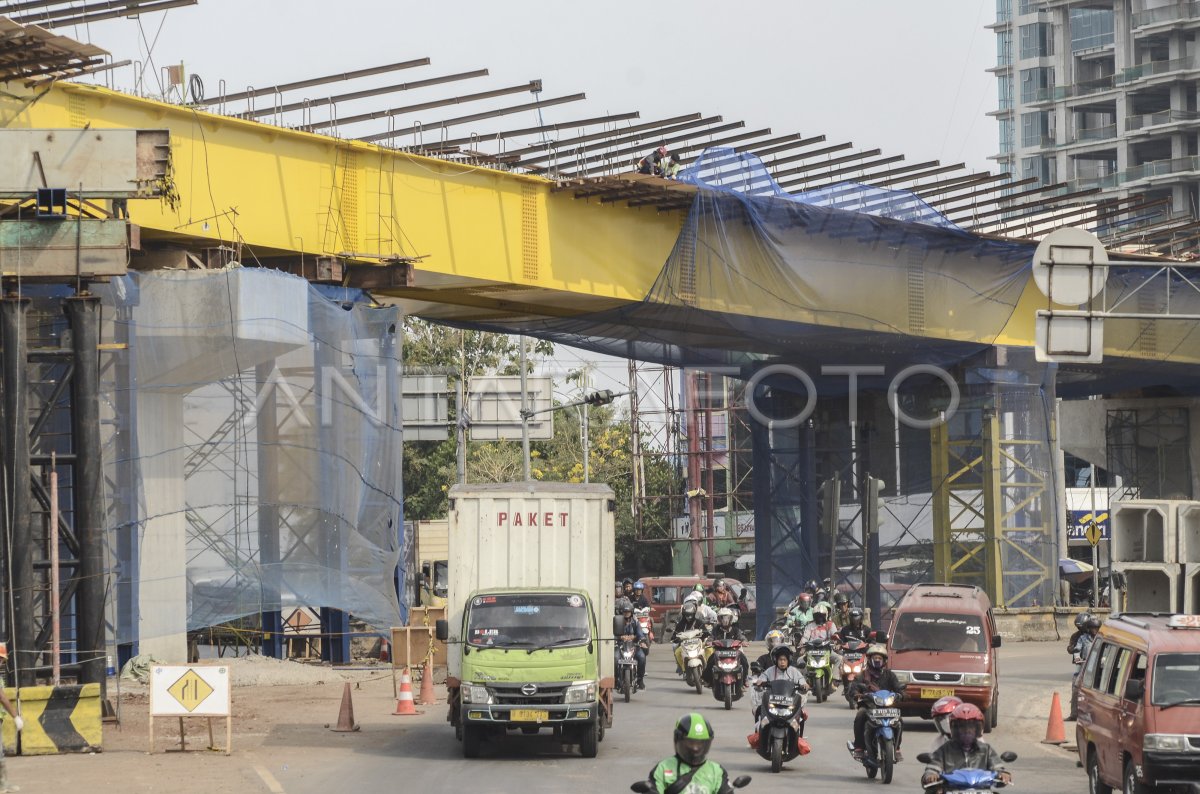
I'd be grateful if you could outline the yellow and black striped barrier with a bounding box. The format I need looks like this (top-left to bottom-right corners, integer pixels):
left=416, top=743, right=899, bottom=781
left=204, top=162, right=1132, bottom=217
left=1, top=683, right=102, bottom=755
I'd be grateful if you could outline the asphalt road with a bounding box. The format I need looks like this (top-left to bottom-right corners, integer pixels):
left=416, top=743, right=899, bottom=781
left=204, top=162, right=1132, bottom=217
left=271, top=640, right=1085, bottom=794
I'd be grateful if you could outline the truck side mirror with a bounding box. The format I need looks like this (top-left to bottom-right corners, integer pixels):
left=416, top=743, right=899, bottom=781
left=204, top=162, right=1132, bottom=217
left=613, top=615, right=627, bottom=636
left=435, top=619, right=448, bottom=641
left=1124, top=678, right=1144, bottom=702
left=992, top=634, right=1002, bottom=648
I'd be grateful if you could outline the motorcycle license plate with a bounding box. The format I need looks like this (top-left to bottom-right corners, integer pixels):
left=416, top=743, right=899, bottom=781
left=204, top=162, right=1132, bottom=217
left=869, top=708, right=901, bottom=718
left=510, top=709, right=549, bottom=722
left=921, top=687, right=955, bottom=699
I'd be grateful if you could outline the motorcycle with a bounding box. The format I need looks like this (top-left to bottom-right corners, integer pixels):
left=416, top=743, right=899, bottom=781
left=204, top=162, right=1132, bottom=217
left=804, top=639, right=835, bottom=703
left=751, top=679, right=809, bottom=773
left=616, top=637, right=640, bottom=702
left=840, top=637, right=868, bottom=709
left=673, top=628, right=708, bottom=694
left=709, top=638, right=747, bottom=710
left=846, top=688, right=904, bottom=784
left=634, top=607, right=655, bottom=650
left=631, top=775, right=751, bottom=792
left=916, top=751, right=1018, bottom=793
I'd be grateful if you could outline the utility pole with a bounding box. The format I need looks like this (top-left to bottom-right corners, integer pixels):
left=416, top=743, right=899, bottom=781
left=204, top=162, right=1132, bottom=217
left=520, top=336, right=531, bottom=481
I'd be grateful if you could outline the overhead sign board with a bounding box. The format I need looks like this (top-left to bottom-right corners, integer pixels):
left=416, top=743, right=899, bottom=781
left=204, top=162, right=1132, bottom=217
left=468, top=375, right=553, bottom=440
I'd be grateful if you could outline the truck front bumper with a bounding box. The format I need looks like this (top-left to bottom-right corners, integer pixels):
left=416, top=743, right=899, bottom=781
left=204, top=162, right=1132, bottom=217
left=461, top=704, right=596, bottom=726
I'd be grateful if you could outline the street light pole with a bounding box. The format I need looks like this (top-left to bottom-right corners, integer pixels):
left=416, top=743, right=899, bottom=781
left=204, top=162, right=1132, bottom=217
left=520, top=336, right=531, bottom=481
left=522, top=389, right=627, bottom=485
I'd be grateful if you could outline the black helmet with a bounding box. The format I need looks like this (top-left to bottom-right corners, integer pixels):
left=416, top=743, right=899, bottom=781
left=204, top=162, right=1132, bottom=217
left=1084, top=616, right=1101, bottom=631
left=681, top=601, right=697, bottom=617
left=1074, top=611, right=1093, bottom=630
left=618, top=598, right=634, bottom=614
left=771, top=644, right=794, bottom=662
left=622, top=577, right=634, bottom=587
left=833, top=591, right=850, bottom=606
left=848, top=607, right=865, bottom=625
left=673, top=713, right=714, bottom=766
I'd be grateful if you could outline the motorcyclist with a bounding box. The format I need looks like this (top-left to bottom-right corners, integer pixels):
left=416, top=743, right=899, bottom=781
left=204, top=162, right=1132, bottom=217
left=617, top=598, right=648, bottom=690
left=744, top=647, right=811, bottom=753
left=850, top=643, right=905, bottom=763
left=1065, top=611, right=1093, bottom=659
left=836, top=607, right=876, bottom=645
left=1066, top=615, right=1101, bottom=721
left=673, top=600, right=711, bottom=675
left=645, top=712, right=736, bottom=794
left=800, top=601, right=843, bottom=684
left=753, top=629, right=787, bottom=674
left=786, top=592, right=815, bottom=631
left=631, top=580, right=652, bottom=610
left=705, top=607, right=749, bottom=686
left=711, top=579, right=737, bottom=609
left=832, top=591, right=852, bottom=628
left=921, top=703, right=1010, bottom=788
left=929, top=695, right=963, bottom=750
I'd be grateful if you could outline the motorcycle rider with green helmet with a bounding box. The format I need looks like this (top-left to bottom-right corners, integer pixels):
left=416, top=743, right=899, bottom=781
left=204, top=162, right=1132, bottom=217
left=644, top=713, right=738, bottom=793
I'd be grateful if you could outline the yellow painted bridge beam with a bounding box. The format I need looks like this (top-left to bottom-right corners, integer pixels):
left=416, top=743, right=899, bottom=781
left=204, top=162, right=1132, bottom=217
left=2, top=82, right=1195, bottom=366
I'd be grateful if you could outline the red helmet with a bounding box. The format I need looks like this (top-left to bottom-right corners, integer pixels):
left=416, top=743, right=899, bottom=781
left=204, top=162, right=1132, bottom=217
left=931, top=695, right=963, bottom=718
left=950, top=703, right=984, bottom=723
left=798, top=593, right=813, bottom=607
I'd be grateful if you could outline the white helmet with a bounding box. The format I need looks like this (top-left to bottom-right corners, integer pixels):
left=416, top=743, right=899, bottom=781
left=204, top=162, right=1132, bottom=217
left=716, top=607, right=734, bottom=627
left=765, top=629, right=785, bottom=651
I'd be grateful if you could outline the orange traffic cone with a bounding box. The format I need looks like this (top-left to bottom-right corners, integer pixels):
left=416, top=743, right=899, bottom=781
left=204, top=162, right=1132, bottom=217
left=417, top=659, right=437, bottom=706
left=329, top=682, right=360, bottom=732
left=379, top=638, right=390, bottom=663
left=1042, top=691, right=1066, bottom=744
left=392, top=666, right=423, bottom=716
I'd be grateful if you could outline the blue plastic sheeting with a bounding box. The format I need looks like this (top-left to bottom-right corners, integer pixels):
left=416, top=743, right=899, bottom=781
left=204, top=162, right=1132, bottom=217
left=96, top=268, right=405, bottom=644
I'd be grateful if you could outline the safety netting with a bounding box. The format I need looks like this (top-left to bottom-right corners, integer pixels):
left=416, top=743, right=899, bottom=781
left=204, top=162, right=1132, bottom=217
left=439, top=147, right=1078, bottom=620
left=95, top=268, right=404, bottom=651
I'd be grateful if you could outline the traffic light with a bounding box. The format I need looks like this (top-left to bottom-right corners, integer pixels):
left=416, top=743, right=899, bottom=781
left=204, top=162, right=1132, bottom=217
left=583, top=389, right=615, bottom=406
left=865, top=477, right=886, bottom=534
left=819, top=476, right=841, bottom=541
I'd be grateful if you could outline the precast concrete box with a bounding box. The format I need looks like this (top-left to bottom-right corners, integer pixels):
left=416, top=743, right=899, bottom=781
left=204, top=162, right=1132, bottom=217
left=1178, top=503, right=1200, bottom=564
left=1115, top=562, right=1181, bottom=613
left=1185, top=564, right=1200, bottom=615
left=1111, top=501, right=1177, bottom=564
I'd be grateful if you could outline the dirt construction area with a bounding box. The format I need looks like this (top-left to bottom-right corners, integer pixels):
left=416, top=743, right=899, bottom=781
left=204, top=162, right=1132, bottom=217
left=9, top=657, right=447, bottom=794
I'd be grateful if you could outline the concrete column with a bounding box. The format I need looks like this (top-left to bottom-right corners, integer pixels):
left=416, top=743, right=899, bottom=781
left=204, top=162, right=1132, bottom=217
left=256, top=362, right=283, bottom=659
left=135, top=393, right=188, bottom=661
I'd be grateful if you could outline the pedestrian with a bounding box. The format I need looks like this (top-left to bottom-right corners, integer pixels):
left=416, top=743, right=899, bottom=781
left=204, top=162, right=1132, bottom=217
left=0, top=648, right=23, bottom=794
left=636, top=145, right=668, bottom=176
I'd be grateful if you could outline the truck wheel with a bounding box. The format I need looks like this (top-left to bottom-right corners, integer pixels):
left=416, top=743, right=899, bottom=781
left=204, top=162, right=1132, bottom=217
left=984, top=703, right=994, bottom=734
left=1123, top=757, right=1149, bottom=794
left=990, top=693, right=999, bottom=728
left=579, top=719, right=599, bottom=758
left=462, top=724, right=482, bottom=759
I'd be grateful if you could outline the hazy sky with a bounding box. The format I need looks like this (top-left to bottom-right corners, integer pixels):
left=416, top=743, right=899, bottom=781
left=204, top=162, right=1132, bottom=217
left=73, top=0, right=998, bottom=173
left=64, top=0, right=999, bottom=390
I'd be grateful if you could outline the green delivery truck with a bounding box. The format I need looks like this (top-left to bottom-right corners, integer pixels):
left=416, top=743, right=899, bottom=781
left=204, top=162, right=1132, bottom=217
left=436, top=482, right=616, bottom=758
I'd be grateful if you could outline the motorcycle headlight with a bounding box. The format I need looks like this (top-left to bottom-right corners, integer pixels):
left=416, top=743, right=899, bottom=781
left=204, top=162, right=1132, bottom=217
left=460, top=685, right=491, bottom=704
left=565, top=681, right=596, bottom=704
left=874, top=694, right=897, bottom=707
left=768, top=705, right=791, bottom=716
left=1144, top=733, right=1188, bottom=752
left=963, top=673, right=992, bottom=687
left=892, top=671, right=912, bottom=684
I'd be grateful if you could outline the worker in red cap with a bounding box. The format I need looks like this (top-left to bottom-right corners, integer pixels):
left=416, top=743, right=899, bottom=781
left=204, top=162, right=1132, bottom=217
left=636, top=144, right=669, bottom=176
left=0, top=644, right=23, bottom=793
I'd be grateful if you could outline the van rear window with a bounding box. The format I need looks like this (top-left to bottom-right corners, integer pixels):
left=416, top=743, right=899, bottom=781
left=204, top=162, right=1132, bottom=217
left=1152, top=653, right=1200, bottom=707
left=891, top=612, right=987, bottom=653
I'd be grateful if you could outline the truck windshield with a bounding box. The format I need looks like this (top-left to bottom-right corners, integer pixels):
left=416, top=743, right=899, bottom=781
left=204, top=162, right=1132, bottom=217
left=466, top=593, right=591, bottom=649
left=891, top=612, right=987, bottom=653
left=1152, top=653, right=1200, bottom=707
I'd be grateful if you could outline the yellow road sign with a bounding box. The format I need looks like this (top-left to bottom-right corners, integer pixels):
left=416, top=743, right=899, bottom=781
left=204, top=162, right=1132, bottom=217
left=167, top=670, right=215, bottom=713
left=1086, top=521, right=1102, bottom=546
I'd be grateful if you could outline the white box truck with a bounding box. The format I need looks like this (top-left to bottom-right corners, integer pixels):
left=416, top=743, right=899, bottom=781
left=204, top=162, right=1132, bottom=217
left=436, top=482, right=615, bottom=758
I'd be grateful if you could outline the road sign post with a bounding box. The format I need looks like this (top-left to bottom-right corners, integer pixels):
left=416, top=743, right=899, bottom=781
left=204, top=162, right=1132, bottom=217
left=149, top=664, right=232, bottom=755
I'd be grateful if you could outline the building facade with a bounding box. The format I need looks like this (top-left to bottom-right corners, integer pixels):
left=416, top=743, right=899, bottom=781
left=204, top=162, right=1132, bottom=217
left=991, top=0, right=1200, bottom=239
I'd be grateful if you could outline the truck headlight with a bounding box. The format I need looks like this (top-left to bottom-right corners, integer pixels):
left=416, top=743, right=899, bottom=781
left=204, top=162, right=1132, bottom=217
left=1145, top=734, right=1188, bottom=751
left=963, top=673, right=992, bottom=687
left=461, top=685, right=491, bottom=704
left=565, top=681, right=596, bottom=704
left=892, top=671, right=912, bottom=684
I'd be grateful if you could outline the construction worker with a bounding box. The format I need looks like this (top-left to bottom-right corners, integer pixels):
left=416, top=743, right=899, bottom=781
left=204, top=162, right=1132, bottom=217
left=636, top=145, right=669, bottom=176
left=662, top=152, right=683, bottom=179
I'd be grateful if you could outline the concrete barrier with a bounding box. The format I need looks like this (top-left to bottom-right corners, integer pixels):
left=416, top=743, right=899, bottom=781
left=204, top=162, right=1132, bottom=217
left=1, top=683, right=102, bottom=755
left=992, top=607, right=1111, bottom=642
left=1114, top=562, right=1181, bottom=612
